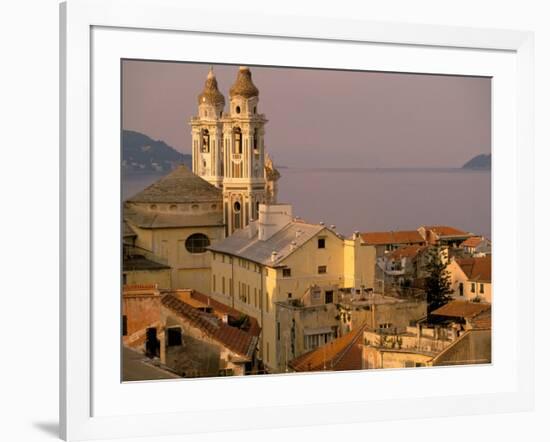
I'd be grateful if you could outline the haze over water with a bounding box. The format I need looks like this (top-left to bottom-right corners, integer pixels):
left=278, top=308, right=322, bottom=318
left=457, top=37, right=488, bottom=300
left=122, top=62, right=492, bottom=240
left=123, top=166, right=491, bottom=239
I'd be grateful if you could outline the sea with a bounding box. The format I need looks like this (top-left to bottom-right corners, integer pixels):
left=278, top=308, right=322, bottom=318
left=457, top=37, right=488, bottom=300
left=122, top=167, right=491, bottom=239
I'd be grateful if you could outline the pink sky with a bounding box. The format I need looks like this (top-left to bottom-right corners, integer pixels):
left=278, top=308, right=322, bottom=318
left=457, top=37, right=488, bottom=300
left=122, top=60, right=491, bottom=168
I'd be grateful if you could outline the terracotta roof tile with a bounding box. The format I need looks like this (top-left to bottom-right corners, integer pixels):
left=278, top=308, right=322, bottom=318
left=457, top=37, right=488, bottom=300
left=460, top=236, right=485, bottom=248
left=288, top=324, right=367, bottom=372
left=469, top=308, right=492, bottom=329
left=178, top=290, right=261, bottom=338
left=456, top=256, right=492, bottom=282
left=161, top=294, right=257, bottom=359
left=424, top=225, right=470, bottom=237
left=388, top=244, right=427, bottom=260
left=360, top=230, right=425, bottom=246
left=431, top=300, right=491, bottom=319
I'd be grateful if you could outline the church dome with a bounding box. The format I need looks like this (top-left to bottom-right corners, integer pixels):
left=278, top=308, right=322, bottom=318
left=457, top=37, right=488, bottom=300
left=229, top=66, right=259, bottom=99
left=197, top=68, right=225, bottom=106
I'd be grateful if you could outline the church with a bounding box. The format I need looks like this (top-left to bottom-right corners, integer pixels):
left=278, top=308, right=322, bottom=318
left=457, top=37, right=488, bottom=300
left=123, top=67, right=279, bottom=293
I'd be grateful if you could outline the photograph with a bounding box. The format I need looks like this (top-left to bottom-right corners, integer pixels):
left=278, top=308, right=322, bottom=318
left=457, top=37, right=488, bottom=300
left=121, top=61, right=492, bottom=381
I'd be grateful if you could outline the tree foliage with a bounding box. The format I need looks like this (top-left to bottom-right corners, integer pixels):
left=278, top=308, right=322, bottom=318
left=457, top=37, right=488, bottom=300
left=423, top=245, right=453, bottom=313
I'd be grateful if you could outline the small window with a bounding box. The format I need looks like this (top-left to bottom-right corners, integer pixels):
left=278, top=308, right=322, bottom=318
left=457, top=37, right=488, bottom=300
left=471, top=282, right=476, bottom=293
left=277, top=322, right=281, bottom=340
left=480, top=283, right=485, bottom=294
left=201, top=129, right=210, bottom=152
left=122, top=273, right=127, bottom=285
left=169, top=204, right=177, bottom=211
left=122, top=315, right=128, bottom=336
left=287, top=293, right=292, bottom=299
left=150, top=204, right=157, bottom=210
left=236, top=105, right=241, bottom=114
left=459, top=282, right=464, bottom=296
left=185, top=233, right=210, bottom=254
left=234, top=201, right=241, bottom=213
left=282, top=268, right=291, bottom=278
left=254, top=106, right=257, bottom=114
left=167, top=327, right=182, bottom=347
left=325, top=290, right=334, bottom=304
left=318, top=238, right=326, bottom=249
left=318, top=265, right=327, bottom=274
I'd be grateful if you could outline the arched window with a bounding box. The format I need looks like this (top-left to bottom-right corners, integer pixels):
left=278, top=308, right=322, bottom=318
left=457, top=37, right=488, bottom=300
left=233, top=127, right=242, bottom=154
left=253, top=128, right=259, bottom=152
left=233, top=201, right=242, bottom=229
left=185, top=233, right=210, bottom=254
left=201, top=129, right=210, bottom=153
left=235, top=105, right=241, bottom=114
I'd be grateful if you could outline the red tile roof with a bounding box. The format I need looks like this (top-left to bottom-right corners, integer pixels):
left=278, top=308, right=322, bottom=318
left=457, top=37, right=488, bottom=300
left=176, top=289, right=261, bottom=337
left=469, top=309, right=492, bottom=329
left=388, top=244, right=427, bottom=260
left=460, top=236, right=485, bottom=248
left=288, top=324, right=367, bottom=372
left=361, top=230, right=425, bottom=246
left=424, top=225, right=470, bottom=237
left=431, top=300, right=491, bottom=319
left=456, top=256, right=492, bottom=282
left=161, top=294, right=257, bottom=359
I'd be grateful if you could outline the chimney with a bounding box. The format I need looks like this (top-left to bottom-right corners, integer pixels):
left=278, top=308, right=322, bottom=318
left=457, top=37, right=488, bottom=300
left=353, top=230, right=360, bottom=240
left=248, top=220, right=259, bottom=239
left=258, top=204, right=293, bottom=241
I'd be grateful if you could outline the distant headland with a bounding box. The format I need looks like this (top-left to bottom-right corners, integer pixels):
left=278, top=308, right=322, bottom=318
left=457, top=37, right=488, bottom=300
left=462, top=153, right=491, bottom=170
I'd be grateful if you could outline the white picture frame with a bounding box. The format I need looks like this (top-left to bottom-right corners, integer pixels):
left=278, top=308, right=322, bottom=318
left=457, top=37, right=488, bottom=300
left=60, top=0, right=534, bottom=440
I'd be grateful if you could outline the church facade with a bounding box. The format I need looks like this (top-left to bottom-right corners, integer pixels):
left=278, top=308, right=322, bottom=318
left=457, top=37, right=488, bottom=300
left=190, top=66, right=279, bottom=236
left=123, top=67, right=279, bottom=293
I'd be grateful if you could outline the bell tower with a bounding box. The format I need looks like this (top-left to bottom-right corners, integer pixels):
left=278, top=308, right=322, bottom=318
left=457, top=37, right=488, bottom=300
left=222, top=67, right=268, bottom=235
left=190, top=68, right=225, bottom=188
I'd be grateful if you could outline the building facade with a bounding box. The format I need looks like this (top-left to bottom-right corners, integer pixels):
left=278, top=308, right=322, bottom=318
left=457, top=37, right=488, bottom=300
left=208, top=203, right=376, bottom=372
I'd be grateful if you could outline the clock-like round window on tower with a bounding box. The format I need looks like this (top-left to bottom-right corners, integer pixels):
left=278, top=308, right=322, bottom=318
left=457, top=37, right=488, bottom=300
left=234, top=201, right=241, bottom=213
left=235, top=105, right=241, bottom=114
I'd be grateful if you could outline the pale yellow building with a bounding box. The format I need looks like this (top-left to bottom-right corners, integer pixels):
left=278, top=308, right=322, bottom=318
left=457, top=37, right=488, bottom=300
left=123, top=165, right=225, bottom=293
left=447, top=256, right=492, bottom=302
left=208, top=203, right=375, bottom=372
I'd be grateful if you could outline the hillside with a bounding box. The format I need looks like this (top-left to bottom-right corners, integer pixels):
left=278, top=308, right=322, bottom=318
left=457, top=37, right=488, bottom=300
left=462, top=153, right=491, bottom=170
left=122, top=130, right=191, bottom=173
